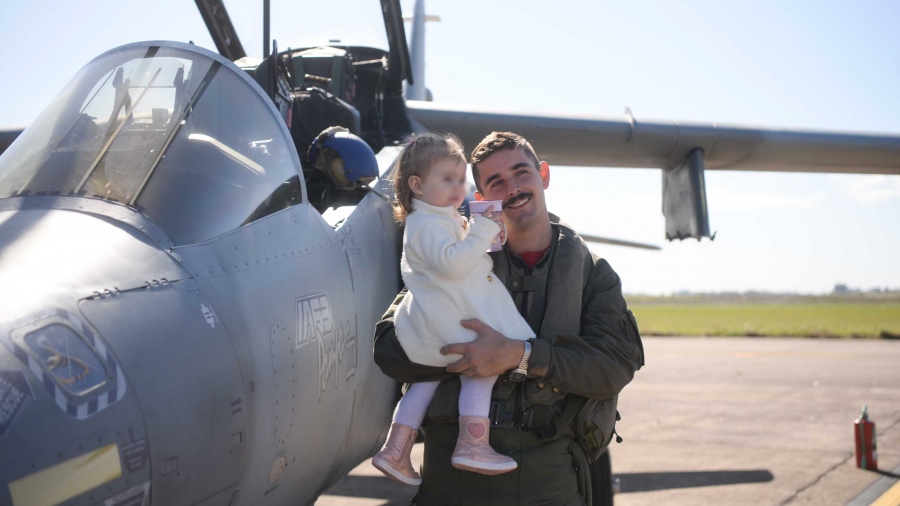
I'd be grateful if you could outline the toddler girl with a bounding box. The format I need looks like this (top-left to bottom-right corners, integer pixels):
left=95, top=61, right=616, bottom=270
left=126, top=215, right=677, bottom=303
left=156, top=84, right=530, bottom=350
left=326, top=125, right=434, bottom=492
left=371, top=133, right=534, bottom=485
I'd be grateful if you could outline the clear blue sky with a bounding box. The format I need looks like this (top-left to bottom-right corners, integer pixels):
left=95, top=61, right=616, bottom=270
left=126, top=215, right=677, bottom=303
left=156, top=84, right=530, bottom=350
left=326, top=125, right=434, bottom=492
left=1, top=0, right=898, bottom=294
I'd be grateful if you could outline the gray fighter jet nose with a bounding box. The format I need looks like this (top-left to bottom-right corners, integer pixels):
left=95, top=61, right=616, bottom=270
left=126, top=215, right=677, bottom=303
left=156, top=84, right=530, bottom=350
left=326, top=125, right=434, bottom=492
left=0, top=201, right=188, bottom=321
left=0, top=201, right=188, bottom=505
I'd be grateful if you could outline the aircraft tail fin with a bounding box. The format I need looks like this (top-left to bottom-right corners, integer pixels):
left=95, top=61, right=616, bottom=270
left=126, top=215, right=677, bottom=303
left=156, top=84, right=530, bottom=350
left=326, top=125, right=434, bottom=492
left=404, top=0, right=439, bottom=101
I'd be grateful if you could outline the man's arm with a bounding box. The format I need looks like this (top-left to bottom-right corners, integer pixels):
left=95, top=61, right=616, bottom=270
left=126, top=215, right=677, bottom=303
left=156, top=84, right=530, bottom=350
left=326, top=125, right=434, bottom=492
left=441, top=319, right=525, bottom=377
left=529, top=259, right=644, bottom=400
left=373, top=289, right=456, bottom=383
left=442, top=259, right=644, bottom=400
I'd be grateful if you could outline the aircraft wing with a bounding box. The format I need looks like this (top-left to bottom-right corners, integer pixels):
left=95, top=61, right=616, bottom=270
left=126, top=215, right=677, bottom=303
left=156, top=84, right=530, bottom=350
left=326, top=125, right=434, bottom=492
left=406, top=100, right=900, bottom=175
left=407, top=100, right=900, bottom=241
left=579, top=233, right=661, bottom=251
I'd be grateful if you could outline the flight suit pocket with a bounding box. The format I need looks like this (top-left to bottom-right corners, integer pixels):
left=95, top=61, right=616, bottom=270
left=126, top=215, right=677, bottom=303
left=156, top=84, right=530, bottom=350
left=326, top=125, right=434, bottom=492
left=574, top=396, right=617, bottom=463
left=600, top=311, right=644, bottom=368
left=625, top=310, right=645, bottom=367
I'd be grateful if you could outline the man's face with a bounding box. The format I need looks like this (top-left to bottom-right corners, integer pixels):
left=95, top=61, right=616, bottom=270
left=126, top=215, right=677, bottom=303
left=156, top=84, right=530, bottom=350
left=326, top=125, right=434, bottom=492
left=474, top=147, right=550, bottom=233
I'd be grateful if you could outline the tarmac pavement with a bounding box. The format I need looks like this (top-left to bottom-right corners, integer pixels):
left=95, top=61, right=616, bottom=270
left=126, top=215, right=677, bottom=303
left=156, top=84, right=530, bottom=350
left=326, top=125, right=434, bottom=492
left=317, top=337, right=900, bottom=505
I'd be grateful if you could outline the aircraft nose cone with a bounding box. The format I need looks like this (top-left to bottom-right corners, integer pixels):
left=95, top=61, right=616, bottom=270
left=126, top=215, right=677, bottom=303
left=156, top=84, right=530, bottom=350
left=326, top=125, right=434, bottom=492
left=0, top=204, right=188, bottom=322
left=0, top=204, right=179, bottom=505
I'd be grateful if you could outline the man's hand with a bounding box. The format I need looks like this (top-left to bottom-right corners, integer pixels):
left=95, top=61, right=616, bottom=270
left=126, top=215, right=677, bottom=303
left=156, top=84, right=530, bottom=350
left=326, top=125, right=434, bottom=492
left=497, top=222, right=508, bottom=246
left=442, top=319, right=526, bottom=378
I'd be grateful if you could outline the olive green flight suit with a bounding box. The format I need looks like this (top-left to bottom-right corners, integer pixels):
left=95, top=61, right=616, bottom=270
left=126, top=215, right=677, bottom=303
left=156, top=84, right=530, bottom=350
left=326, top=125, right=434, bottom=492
left=374, top=220, right=644, bottom=505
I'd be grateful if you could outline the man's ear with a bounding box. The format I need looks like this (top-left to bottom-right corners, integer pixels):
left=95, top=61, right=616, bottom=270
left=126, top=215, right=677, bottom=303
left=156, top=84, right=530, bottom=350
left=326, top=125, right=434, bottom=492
left=409, top=175, right=423, bottom=195
left=539, top=161, right=550, bottom=189
left=473, top=191, right=486, bottom=201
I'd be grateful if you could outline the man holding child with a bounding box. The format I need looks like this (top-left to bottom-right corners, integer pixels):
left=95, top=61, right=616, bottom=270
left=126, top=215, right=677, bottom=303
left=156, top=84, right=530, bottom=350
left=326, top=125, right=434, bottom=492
left=374, top=131, right=644, bottom=505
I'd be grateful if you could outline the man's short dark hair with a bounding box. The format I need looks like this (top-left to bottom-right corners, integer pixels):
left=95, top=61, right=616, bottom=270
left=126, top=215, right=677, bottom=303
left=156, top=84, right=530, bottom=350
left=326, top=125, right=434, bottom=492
left=470, top=132, right=541, bottom=193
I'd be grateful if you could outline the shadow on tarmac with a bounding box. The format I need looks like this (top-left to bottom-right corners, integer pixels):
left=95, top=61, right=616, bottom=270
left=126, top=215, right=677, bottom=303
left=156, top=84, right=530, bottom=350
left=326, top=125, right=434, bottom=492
left=324, top=469, right=775, bottom=502
left=873, top=469, right=900, bottom=479
left=617, top=469, right=774, bottom=493
left=324, top=475, right=417, bottom=504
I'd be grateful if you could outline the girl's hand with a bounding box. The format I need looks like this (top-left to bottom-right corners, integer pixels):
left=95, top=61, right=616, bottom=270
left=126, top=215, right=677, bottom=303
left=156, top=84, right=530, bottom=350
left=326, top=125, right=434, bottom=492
left=497, top=221, right=508, bottom=245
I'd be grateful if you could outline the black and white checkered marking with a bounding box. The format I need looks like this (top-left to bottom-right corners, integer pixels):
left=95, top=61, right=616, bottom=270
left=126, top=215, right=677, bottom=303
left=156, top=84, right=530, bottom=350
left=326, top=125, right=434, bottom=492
left=8, top=308, right=126, bottom=420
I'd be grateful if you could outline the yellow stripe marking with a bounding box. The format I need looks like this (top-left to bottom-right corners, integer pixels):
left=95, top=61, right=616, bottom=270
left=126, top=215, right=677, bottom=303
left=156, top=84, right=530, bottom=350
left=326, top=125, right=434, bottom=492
left=9, top=443, right=122, bottom=506
left=871, top=478, right=900, bottom=506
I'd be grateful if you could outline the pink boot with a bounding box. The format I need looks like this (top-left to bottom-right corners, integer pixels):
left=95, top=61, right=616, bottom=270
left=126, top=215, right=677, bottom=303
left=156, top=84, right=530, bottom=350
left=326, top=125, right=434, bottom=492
left=371, top=423, right=422, bottom=485
left=451, top=416, right=517, bottom=475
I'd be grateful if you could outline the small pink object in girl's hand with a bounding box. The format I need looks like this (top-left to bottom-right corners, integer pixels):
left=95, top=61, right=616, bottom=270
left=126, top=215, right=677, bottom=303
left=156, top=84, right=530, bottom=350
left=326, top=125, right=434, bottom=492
left=469, top=200, right=504, bottom=252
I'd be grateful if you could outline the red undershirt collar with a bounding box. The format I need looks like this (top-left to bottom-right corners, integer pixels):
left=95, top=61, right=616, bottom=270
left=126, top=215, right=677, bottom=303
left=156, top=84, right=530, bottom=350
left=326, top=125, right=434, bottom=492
left=517, top=246, right=551, bottom=268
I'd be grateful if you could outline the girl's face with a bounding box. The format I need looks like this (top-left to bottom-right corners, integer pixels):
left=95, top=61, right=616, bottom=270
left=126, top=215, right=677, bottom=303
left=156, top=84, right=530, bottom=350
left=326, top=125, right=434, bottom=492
left=409, top=157, right=468, bottom=209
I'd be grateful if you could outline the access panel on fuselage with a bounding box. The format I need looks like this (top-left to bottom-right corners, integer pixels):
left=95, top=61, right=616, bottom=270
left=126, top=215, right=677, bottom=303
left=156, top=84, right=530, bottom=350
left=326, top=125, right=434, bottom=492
left=79, top=279, right=248, bottom=506
left=172, top=202, right=363, bottom=503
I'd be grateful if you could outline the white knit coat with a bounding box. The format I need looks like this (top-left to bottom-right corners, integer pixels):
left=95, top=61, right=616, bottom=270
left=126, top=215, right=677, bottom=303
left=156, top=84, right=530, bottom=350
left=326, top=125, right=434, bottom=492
left=395, top=199, right=535, bottom=367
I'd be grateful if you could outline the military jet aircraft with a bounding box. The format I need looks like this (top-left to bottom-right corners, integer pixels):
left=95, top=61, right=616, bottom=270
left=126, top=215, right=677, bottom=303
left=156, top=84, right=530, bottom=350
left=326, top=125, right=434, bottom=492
left=0, top=36, right=408, bottom=505
left=0, top=1, right=899, bottom=506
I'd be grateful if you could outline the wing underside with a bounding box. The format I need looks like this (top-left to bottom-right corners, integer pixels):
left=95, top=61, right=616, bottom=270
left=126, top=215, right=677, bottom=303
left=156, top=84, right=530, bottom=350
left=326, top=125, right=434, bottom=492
left=406, top=101, right=900, bottom=175
left=406, top=101, right=900, bottom=241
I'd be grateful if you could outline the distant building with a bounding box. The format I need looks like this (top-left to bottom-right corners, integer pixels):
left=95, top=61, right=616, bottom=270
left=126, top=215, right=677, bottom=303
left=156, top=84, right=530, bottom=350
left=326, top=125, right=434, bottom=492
left=833, top=283, right=862, bottom=294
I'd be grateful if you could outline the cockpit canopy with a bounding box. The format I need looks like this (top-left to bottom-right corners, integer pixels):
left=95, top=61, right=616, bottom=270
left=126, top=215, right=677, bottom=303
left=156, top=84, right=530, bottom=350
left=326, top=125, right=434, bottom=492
left=0, top=42, right=302, bottom=245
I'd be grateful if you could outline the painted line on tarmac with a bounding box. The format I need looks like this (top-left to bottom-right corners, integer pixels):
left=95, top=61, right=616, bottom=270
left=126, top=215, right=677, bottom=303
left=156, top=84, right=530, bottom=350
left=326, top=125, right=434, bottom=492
left=846, top=464, right=900, bottom=506
left=870, top=480, right=900, bottom=506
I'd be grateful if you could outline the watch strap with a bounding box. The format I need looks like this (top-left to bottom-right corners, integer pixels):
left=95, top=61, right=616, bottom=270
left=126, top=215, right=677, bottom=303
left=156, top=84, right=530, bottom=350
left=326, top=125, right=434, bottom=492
left=517, top=340, right=532, bottom=371
left=509, top=340, right=532, bottom=382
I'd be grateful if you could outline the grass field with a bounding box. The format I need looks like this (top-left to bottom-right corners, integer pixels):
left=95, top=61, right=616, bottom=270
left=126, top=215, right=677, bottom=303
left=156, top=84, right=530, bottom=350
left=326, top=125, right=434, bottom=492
left=628, top=294, right=900, bottom=338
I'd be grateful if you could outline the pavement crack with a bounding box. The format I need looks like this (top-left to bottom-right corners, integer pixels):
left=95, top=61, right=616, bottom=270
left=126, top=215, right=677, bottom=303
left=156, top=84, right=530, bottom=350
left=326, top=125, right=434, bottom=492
left=880, top=414, right=900, bottom=435
left=777, top=452, right=854, bottom=506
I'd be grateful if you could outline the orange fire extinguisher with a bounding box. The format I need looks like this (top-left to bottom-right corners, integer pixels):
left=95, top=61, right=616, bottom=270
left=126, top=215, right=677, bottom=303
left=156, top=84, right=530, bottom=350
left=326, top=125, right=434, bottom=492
left=854, top=405, right=877, bottom=470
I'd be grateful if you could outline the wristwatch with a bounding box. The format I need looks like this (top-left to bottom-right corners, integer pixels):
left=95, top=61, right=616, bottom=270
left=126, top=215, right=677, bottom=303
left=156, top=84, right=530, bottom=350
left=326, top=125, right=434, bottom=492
left=509, top=340, right=532, bottom=382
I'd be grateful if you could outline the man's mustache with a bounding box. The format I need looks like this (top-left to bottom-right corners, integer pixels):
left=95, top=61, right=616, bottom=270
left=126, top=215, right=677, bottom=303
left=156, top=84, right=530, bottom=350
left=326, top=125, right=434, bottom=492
left=503, top=192, right=534, bottom=209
